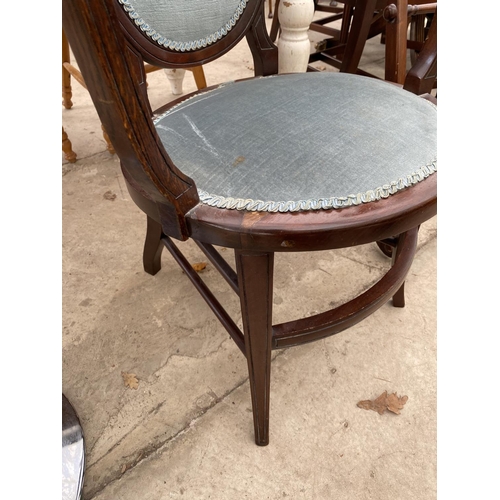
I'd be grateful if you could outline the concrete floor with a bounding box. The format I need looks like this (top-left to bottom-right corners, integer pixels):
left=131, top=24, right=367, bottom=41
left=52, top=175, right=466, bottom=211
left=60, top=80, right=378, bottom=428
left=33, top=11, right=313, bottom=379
left=62, top=8, right=437, bottom=500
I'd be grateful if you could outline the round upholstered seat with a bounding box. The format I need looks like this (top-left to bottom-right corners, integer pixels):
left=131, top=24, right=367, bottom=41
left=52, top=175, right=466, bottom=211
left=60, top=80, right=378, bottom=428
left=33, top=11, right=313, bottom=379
left=154, top=72, right=437, bottom=212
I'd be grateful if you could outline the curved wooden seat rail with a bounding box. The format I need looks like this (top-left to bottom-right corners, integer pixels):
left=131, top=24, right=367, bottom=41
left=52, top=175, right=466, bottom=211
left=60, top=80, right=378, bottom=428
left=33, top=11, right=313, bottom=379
left=156, top=226, right=417, bottom=355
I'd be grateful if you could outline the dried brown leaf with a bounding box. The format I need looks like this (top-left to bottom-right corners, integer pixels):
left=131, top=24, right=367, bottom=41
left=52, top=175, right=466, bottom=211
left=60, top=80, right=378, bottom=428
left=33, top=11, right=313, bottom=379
left=386, top=392, right=409, bottom=415
left=121, top=371, right=139, bottom=390
left=357, top=391, right=408, bottom=415
left=103, top=190, right=117, bottom=201
left=192, top=262, right=207, bottom=272
left=356, top=399, right=375, bottom=411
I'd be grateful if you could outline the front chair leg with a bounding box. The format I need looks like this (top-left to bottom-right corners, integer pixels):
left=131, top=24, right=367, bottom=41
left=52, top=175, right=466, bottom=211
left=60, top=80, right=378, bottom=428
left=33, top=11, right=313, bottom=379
left=235, top=250, right=274, bottom=446
left=391, top=225, right=421, bottom=307
left=143, top=216, right=164, bottom=275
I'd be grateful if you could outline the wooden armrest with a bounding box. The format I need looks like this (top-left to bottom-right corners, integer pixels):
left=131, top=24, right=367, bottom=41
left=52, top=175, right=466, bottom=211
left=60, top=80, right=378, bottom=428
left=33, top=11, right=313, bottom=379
left=384, top=2, right=436, bottom=21
left=403, top=9, right=437, bottom=95
left=407, top=3, right=437, bottom=16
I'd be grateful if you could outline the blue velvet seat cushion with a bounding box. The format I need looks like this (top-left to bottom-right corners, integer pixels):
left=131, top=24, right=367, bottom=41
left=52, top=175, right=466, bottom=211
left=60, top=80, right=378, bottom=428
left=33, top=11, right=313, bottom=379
left=154, top=72, right=437, bottom=212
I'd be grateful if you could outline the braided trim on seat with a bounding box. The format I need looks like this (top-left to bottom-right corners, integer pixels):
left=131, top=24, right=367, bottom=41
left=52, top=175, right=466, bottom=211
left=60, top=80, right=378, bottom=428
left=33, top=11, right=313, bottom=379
left=117, top=0, right=248, bottom=52
left=196, top=160, right=437, bottom=212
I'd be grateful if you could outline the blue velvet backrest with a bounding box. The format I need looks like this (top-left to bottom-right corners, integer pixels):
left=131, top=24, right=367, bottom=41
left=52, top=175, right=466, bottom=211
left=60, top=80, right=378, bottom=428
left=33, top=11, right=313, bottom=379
left=118, top=0, right=252, bottom=52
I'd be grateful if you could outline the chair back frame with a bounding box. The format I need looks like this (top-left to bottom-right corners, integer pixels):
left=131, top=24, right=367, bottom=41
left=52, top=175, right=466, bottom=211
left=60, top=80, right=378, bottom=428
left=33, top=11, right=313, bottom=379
left=62, top=0, right=276, bottom=240
left=115, top=0, right=277, bottom=73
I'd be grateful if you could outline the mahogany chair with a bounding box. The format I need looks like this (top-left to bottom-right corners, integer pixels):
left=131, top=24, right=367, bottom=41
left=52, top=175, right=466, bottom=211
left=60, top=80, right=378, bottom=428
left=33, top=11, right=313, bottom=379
left=62, top=0, right=436, bottom=446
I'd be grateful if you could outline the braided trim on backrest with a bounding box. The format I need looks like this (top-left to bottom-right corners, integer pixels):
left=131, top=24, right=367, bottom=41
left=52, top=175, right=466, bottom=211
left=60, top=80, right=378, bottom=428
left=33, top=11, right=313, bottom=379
left=118, top=0, right=249, bottom=52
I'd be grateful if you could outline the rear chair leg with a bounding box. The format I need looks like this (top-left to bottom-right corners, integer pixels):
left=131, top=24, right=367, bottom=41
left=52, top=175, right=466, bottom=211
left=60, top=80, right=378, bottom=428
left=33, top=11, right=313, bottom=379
left=235, top=250, right=274, bottom=446
left=392, top=234, right=406, bottom=308
left=143, top=216, right=164, bottom=275
left=392, top=281, right=405, bottom=308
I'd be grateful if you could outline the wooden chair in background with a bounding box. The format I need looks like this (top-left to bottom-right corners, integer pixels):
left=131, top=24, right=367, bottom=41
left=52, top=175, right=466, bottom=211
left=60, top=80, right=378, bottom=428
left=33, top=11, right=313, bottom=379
left=274, top=0, right=393, bottom=78
left=383, top=1, right=437, bottom=94
left=62, top=29, right=115, bottom=162
left=62, top=30, right=207, bottom=163
left=271, top=0, right=436, bottom=94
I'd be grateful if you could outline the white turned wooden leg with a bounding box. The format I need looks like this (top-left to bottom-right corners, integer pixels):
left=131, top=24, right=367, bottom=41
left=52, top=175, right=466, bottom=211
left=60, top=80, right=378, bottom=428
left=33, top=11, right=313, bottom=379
left=277, top=0, right=314, bottom=74
left=164, top=68, right=187, bottom=95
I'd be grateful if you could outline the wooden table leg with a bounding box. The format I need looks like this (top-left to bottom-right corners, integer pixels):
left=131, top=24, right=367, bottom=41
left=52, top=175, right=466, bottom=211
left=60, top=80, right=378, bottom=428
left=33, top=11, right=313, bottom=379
left=164, top=68, right=187, bottom=95
left=278, top=0, right=315, bottom=74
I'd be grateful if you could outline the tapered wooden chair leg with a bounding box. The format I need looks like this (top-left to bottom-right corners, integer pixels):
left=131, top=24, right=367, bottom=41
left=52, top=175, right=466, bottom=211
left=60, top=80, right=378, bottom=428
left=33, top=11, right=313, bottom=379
left=164, top=68, right=186, bottom=95
left=235, top=250, right=274, bottom=446
left=190, top=66, right=207, bottom=90
left=392, top=234, right=407, bottom=308
left=143, top=216, right=164, bottom=276
left=392, top=282, right=405, bottom=307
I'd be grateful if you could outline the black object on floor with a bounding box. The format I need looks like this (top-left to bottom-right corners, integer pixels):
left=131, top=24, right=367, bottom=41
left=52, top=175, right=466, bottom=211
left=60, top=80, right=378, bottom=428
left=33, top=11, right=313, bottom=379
left=62, top=394, right=85, bottom=500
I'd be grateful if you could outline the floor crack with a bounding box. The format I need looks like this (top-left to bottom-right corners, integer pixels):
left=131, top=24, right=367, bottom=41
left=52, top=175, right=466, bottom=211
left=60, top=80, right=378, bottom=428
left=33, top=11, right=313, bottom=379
left=86, top=350, right=288, bottom=498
